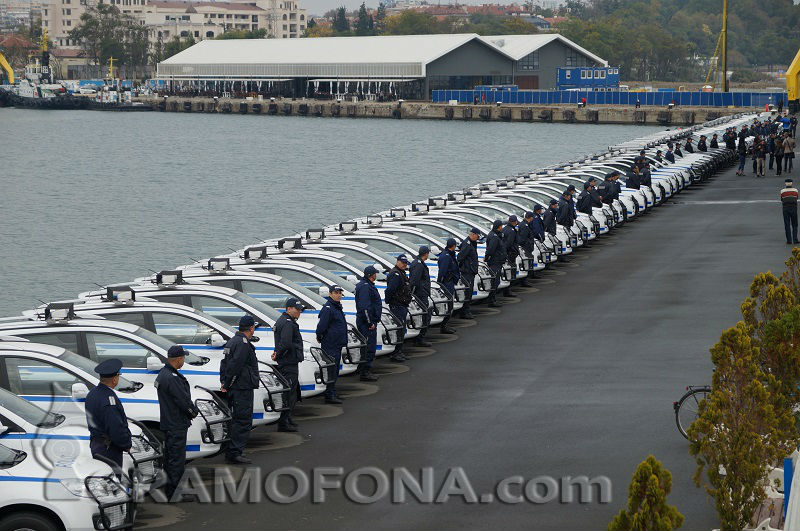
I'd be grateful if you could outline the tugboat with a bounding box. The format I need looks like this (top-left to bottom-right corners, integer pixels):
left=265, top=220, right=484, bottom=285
left=0, top=30, right=88, bottom=109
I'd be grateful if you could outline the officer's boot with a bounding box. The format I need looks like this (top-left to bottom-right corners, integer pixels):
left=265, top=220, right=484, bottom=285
left=461, top=301, right=474, bottom=319
left=488, top=291, right=502, bottom=308
left=439, top=316, right=456, bottom=334
left=414, top=327, right=432, bottom=347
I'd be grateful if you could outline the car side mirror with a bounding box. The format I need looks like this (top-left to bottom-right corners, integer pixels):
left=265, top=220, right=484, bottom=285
left=0, top=421, right=8, bottom=435
left=210, top=333, right=225, bottom=348
left=71, top=383, right=89, bottom=401
left=346, top=274, right=357, bottom=283
left=430, top=246, right=441, bottom=254
left=319, top=286, right=329, bottom=297
left=146, top=356, right=163, bottom=372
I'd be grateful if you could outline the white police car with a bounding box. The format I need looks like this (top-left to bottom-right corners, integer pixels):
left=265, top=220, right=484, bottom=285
left=0, top=340, right=228, bottom=460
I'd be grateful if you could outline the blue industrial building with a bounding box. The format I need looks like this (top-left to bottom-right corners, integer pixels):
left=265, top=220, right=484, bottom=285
left=556, top=66, right=620, bottom=91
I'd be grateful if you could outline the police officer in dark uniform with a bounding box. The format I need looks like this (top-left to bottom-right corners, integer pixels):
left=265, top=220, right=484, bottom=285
left=155, top=345, right=198, bottom=501
left=518, top=212, right=537, bottom=280
left=556, top=190, right=574, bottom=228
left=587, top=177, right=603, bottom=209
left=543, top=199, right=558, bottom=235
left=531, top=205, right=545, bottom=241
left=355, top=265, right=381, bottom=382
left=626, top=164, right=642, bottom=190
left=684, top=137, right=694, bottom=153
left=85, top=359, right=132, bottom=470
left=502, top=215, right=524, bottom=292
left=274, top=298, right=304, bottom=431
left=654, top=150, right=663, bottom=163
left=455, top=227, right=479, bottom=319
left=220, top=315, right=259, bottom=463
left=409, top=246, right=432, bottom=347
left=710, top=133, right=719, bottom=149
left=316, top=285, right=347, bottom=404
left=665, top=145, right=676, bottom=163
left=484, top=220, right=506, bottom=308
left=697, top=135, right=708, bottom=152
left=385, top=255, right=413, bottom=362
left=436, top=238, right=459, bottom=333
left=577, top=181, right=594, bottom=215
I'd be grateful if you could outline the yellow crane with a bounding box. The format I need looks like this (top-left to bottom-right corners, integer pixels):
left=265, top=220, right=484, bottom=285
left=788, top=47, right=800, bottom=113
left=0, top=52, right=13, bottom=84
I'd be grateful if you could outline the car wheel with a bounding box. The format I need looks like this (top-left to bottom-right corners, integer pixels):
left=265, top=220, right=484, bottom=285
left=0, top=511, right=62, bottom=531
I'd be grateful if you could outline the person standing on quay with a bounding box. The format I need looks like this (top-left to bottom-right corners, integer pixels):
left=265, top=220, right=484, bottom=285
left=784, top=132, right=795, bottom=174
left=220, top=315, right=259, bottom=462
left=316, top=285, right=348, bottom=404
left=385, top=255, right=413, bottom=362
left=455, top=228, right=480, bottom=319
left=274, top=298, right=305, bottom=432
left=781, top=178, right=799, bottom=245
left=355, top=266, right=381, bottom=382
left=775, top=134, right=785, bottom=176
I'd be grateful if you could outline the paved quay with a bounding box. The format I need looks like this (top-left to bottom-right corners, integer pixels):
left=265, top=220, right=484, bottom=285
left=141, top=163, right=794, bottom=530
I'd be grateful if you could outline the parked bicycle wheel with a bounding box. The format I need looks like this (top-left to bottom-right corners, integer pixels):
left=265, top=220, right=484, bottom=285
left=673, top=385, right=711, bottom=439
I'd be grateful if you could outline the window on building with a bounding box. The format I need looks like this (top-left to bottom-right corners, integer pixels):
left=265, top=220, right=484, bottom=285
left=593, top=69, right=600, bottom=78
left=282, top=14, right=286, bottom=19
left=66, top=19, right=71, bottom=25
left=43, top=9, right=47, bottom=15
left=180, top=30, right=188, bottom=37
left=289, top=12, right=295, bottom=19
left=226, top=14, right=231, bottom=18
left=518, top=51, right=538, bottom=71
left=206, top=30, right=214, bottom=37
left=565, top=50, right=579, bottom=67
left=252, top=14, right=257, bottom=21
left=300, top=14, right=304, bottom=20
left=194, top=30, right=199, bottom=37
left=599, top=70, right=606, bottom=79
left=282, top=24, right=286, bottom=29
left=564, top=70, right=571, bottom=79
left=300, top=24, right=304, bottom=30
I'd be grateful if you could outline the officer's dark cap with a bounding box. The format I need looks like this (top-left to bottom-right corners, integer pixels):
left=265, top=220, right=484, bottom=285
left=508, top=215, right=518, bottom=223
left=492, top=219, right=503, bottom=230
left=364, top=265, right=379, bottom=277
left=239, top=315, right=256, bottom=329
left=396, top=254, right=409, bottom=264
left=549, top=199, right=558, bottom=206
left=786, top=178, right=793, bottom=185
left=533, top=204, right=543, bottom=211
left=418, top=245, right=430, bottom=256
left=524, top=211, right=534, bottom=219
left=609, top=170, right=621, bottom=178
left=587, top=176, right=597, bottom=183
left=168, top=345, right=187, bottom=358
left=329, top=285, right=344, bottom=293
left=584, top=181, right=592, bottom=189
left=285, top=298, right=305, bottom=311
left=446, top=238, right=457, bottom=248
left=469, top=227, right=482, bottom=235
left=95, top=358, right=123, bottom=378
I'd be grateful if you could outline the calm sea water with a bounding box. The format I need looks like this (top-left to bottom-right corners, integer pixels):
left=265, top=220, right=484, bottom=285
left=0, top=109, right=662, bottom=315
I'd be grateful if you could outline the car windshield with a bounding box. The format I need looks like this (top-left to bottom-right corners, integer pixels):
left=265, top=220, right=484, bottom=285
left=318, top=245, right=395, bottom=268
left=0, top=387, right=64, bottom=428
left=379, top=229, right=444, bottom=250
left=231, top=291, right=284, bottom=321
left=445, top=210, right=495, bottom=226
left=57, top=349, right=141, bottom=392
left=434, top=217, right=475, bottom=235
left=245, top=276, right=328, bottom=306
left=497, top=195, right=538, bottom=209
left=131, top=327, right=205, bottom=364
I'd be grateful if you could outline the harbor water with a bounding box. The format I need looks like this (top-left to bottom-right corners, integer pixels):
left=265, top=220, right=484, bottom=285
left=0, top=108, right=662, bottom=316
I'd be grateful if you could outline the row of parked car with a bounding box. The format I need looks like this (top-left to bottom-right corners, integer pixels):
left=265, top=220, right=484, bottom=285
left=0, top=114, right=754, bottom=531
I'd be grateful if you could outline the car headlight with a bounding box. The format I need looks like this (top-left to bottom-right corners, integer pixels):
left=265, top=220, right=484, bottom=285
left=60, top=478, right=92, bottom=498
left=196, top=399, right=221, bottom=417
left=86, top=476, right=129, bottom=503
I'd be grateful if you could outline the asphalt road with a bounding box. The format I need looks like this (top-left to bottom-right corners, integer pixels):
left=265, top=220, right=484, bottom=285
left=146, top=163, right=795, bottom=530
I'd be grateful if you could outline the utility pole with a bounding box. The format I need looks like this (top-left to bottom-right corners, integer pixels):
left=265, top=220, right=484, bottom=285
left=721, top=0, right=728, bottom=92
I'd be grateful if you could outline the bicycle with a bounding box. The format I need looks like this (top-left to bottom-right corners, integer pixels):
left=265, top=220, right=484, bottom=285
left=673, top=385, right=711, bottom=439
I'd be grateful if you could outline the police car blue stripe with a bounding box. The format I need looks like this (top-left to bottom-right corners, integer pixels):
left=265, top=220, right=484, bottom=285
left=0, top=433, right=91, bottom=440
left=180, top=345, right=223, bottom=350
left=21, top=395, right=86, bottom=403
left=253, top=413, right=264, bottom=420
left=0, top=476, right=61, bottom=483
left=299, top=384, right=316, bottom=391
left=186, top=444, right=201, bottom=452
left=120, top=369, right=219, bottom=376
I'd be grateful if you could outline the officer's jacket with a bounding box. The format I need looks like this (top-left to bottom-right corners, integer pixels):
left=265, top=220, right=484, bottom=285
left=576, top=190, right=593, bottom=214
left=556, top=198, right=574, bottom=226
left=385, top=266, right=413, bottom=307
left=220, top=331, right=259, bottom=390
left=698, top=139, right=708, bottom=152
left=674, top=146, right=683, bottom=156
left=665, top=151, right=676, bottom=163
left=355, top=277, right=382, bottom=326
left=274, top=312, right=304, bottom=367
left=155, top=363, right=198, bottom=431
left=501, top=224, right=519, bottom=256
left=408, top=258, right=431, bottom=299
left=597, top=179, right=613, bottom=204
left=85, top=384, right=132, bottom=451
left=710, top=138, right=718, bottom=148
left=437, top=249, right=460, bottom=292
left=484, top=230, right=506, bottom=267
left=684, top=141, right=694, bottom=153
left=543, top=208, right=557, bottom=235
left=316, top=297, right=348, bottom=351
left=589, top=188, right=603, bottom=207
left=457, top=237, right=479, bottom=277
left=531, top=214, right=545, bottom=241
left=517, top=221, right=535, bottom=254
left=625, top=171, right=641, bottom=190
